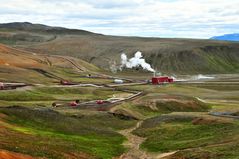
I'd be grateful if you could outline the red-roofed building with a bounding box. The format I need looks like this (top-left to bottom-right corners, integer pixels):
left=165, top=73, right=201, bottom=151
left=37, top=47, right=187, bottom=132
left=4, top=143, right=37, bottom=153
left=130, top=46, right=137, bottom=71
left=152, top=76, right=174, bottom=84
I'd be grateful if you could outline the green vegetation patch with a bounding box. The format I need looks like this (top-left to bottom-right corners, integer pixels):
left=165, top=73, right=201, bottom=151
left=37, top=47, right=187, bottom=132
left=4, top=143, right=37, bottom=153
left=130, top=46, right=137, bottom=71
left=0, top=90, right=54, bottom=101
left=133, top=115, right=239, bottom=154
left=113, top=102, right=162, bottom=120
left=137, top=94, right=210, bottom=113
left=172, top=141, right=239, bottom=159
left=154, top=98, right=209, bottom=112
left=0, top=106, right=132, bottom=159
left=0, top=86, right=118, bottom=103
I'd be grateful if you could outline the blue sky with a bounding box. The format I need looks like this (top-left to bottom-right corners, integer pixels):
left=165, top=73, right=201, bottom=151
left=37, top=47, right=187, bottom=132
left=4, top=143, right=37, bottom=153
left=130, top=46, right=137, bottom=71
left=0, top=0, right=239, bottom=38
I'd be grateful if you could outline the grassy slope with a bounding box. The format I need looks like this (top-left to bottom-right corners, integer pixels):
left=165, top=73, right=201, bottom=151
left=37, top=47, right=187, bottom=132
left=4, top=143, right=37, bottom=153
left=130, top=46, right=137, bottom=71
left=0, top=106, right=137, bottom=159
left=111, top=94, right=210, bottom=120
left=0, top=85, right=137, bottom=158
left=133, top=115, right=239, bottom=159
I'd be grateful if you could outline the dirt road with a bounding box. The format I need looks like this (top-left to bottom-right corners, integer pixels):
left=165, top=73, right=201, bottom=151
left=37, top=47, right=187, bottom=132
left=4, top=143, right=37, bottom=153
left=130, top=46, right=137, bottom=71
left=118, top=121, right=149, bottom=159
left=118, top=121, right=178, bottom=159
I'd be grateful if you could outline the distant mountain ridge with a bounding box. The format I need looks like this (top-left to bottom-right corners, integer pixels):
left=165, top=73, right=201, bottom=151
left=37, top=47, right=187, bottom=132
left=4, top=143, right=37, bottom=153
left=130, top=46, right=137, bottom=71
left=0, top=22, right=239, bottom=74
left=210, top=33, right=239, bottom=41
left=0, top=22, right=97, bottom=35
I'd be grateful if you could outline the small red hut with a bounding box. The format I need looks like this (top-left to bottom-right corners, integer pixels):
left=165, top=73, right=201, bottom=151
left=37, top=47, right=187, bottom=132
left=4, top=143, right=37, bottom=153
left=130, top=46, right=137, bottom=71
left=152, top=76, right=174, bottom=84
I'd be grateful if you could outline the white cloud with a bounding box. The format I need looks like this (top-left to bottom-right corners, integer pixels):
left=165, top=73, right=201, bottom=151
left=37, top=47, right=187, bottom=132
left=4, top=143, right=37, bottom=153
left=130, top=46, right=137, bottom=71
left=0, top=0, right=239, bottom=38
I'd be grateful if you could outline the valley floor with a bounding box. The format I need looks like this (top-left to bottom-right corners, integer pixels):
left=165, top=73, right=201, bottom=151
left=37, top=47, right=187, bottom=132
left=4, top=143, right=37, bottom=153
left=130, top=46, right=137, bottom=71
left=0, top=66, right=239, bottom=159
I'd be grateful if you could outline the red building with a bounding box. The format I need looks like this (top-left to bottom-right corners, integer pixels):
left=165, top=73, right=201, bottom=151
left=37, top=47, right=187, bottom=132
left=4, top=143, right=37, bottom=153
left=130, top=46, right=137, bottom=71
left=152, top=76, right=174, bottom=84
left=168, top=78, right=174, bottom=83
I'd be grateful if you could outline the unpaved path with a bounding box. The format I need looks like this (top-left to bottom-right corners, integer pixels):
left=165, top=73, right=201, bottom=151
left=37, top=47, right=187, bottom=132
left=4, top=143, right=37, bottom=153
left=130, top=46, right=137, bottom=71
left=118, top=121, right=148, bottom=159
left=118, top=121, right=177, bottom=159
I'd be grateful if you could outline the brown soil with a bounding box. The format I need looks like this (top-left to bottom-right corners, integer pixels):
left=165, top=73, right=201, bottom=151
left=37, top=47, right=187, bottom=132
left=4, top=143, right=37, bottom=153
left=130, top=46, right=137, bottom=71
left=0, top=44, right=42, bottom=67
left=0, top=44, right=86, bottom=70
left=61, top=152, right=95, bottom=159
left=0, top=149, right=39, bottom=159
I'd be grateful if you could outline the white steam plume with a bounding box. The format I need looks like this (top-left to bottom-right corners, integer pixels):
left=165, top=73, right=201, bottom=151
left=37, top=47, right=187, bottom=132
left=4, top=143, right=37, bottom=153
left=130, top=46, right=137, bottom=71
left=120, top=51, right=155, bottom=72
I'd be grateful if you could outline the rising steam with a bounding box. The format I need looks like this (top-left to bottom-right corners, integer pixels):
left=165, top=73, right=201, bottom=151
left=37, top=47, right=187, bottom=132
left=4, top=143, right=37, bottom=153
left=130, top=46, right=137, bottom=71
left=120, top=51, right=155, bottom=72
